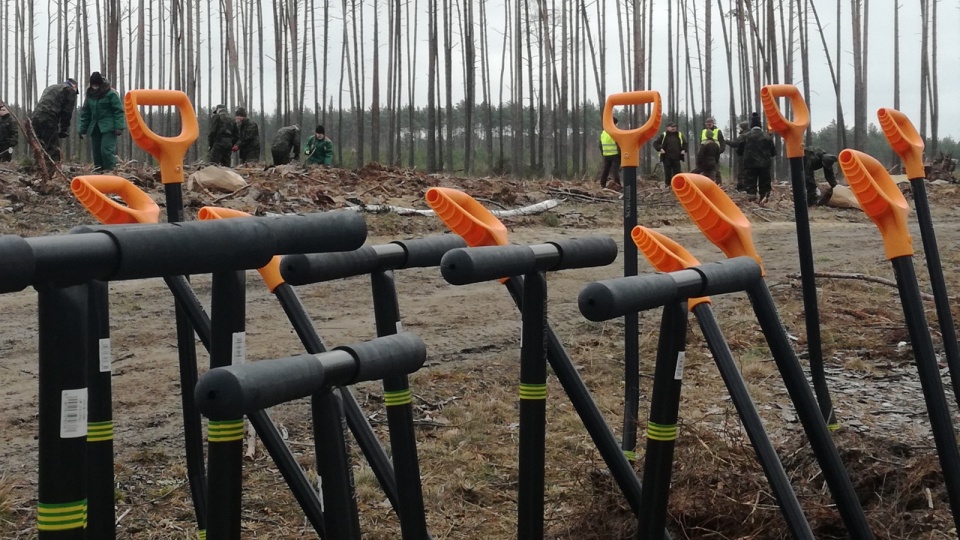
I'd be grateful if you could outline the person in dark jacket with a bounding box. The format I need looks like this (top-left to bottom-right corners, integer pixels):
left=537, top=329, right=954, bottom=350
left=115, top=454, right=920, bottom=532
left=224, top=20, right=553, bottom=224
left=803, top=146, right=838, bottom=206
left=700, top=116, right=726, bottom=154
left=77, top=72, right=125, bottom=171
left=233, top=107, right=260, bottom=163
left=692, top=130, right=722, bottom=185
left=30, top=78, right=78, bottom=164
left=737, top=112, right=777, bottom=203
left=733, top=120, right=750, bottom=192
left=0, top=104, right=18, bottom=162
left=304, top=125, right=334, bottom=166
left=208, top=104, right=238, bottom=166
left=653, top=121, right=687, bottom=187
left=271, top=125, right=301, bottom=165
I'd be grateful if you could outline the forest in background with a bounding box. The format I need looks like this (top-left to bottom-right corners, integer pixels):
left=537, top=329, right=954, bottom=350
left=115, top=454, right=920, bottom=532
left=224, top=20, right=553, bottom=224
left=0, top=0, right=951, bottom=178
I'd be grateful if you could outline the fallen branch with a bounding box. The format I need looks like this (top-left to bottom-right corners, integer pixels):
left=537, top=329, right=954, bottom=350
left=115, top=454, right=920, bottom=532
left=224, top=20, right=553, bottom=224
left=547, top=187, right=620, bottom=204
left=342, top=198, right=561, bottom=217
left=787, top=271, right=940, bottom=302
left=212, top=184, right=250, bottom=203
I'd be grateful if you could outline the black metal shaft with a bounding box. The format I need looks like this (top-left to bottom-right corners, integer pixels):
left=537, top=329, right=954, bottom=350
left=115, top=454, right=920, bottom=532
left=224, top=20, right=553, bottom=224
left=692, top=303, right=814, bottom=539
left=891, top=256, right=960, bottom=531
left=313, top=389, right=362, bottom=540
left=746, top=281, right=874, bottom=538
left=787, top=156, right=837, bottom=429
left=85, top=281, right=115, bottom=539
left=517, top=271, right=548, bottom=539
left=909, top=177, right=960, bottom=408
left=622, top=165, right=640, bottom=460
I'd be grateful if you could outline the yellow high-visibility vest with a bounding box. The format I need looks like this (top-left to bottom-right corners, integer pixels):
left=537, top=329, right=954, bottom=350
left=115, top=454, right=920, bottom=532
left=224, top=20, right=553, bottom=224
left=700, top=128, right=721, bottom=142
left=600, top=130, right=619, bottom=156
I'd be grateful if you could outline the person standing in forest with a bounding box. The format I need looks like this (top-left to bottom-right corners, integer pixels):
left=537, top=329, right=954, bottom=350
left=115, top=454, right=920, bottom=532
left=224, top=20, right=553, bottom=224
left=700, top=116, right=726, bottom=153
left=0, top=105, right=18, bottom=162
left=598, top=117, right=622, bottom=190
left=232, top=107, right=260, bottom=163
left=692, top=130, right=722, bottom=185
left=208, top=104, right=237, bottom=167
left=738, top=112, right=777, bottom=204
left=653, top=121, right=687, bottom=187
left=77, top=72, right=125, bottom=171
left=304, top=125, right=334, bottom=166
left=733, top=120, right=750, bottom=192
left=271, top=125, right=301, bottom=165
left=30, top=78, right=78, bottom=164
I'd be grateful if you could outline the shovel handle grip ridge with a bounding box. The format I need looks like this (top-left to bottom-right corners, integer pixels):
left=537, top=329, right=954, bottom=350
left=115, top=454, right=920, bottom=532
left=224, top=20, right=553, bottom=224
left=124, top=90, right=199, bottom=185
left=670, top=174, right=765, bottom=275
left=197, top=206, right=284, bottom=292
left=837, top=150, right=913, bottom=260
left=425, top=187, right=509, bottom=247
left=71, top=176, right=161, bottom=225
left=760, top=84, right=809, bottom=158
left=878, top=108, right=926, bottom=180
left=631, top=226, right=709, bottom=309
left=602, top=91, right=662, bottom=168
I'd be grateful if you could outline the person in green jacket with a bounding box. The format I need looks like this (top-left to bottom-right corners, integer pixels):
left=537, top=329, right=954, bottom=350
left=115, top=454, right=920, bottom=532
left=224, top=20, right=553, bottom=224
left=232, top=107, right=260, bottom=163
left=0, top=104, right=18, bottom=162
left=304, top=124, right=334, bottom=166
left=77, top=72, right=125, bottom=171
left=208, top=104, right=238, bottom=167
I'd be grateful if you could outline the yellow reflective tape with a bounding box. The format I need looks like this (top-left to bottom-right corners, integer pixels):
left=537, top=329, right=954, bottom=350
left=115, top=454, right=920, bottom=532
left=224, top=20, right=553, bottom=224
left=208, top=420, right=245, bottom=442
left=828, top=422, right=840, bottom=432
left=87, top=421, right=114, bottom=442
left=646, top=422, right=678, bottom=442
left=38, top=500, right=87, bottom=531
left=198, top=530, right=207, bottom=540
left=384, top=389, right=412, bottom=407
left=519, top=383, right=547, bottom=400
left=622, top=450, right=638, bottom=462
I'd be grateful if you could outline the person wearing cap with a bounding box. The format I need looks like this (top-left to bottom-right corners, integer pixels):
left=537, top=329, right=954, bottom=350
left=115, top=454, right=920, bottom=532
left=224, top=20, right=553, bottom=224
left=653, top=121, right=687, bottom=187
left=737, top=112, right=776, bottom=203
left=700, top=116, right=725, bottom=153
left=30, top=78, right=79, bottom=164
left=0, top=104, right=18, bottom=162
left=733, top=120, right=750, bottom=192
left=803, top=146, right=838, bottom=206
left=77, top=71, right=125, bottom=171
left=692, top=130, right=722, bottom=185
left=271, top=125, right=301, bottom=165
left=232, top=107, right=260, bottom=163
left=208, top=104, right=238, bottom=166
left=304, top=125, right=334, bottom=166
left=598, top=116, right=622, bottom=190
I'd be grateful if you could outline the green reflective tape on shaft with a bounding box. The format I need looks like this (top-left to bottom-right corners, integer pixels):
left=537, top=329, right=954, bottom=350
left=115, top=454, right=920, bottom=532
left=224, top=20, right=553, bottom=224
left=87, top=420, right=114, bottom=442
left=198, top=529, right=207, bottom=540
left=828, top=422, right=840, bottom=432
left=208, top=419, right=245, bottom=442
left=519, top=383, right=547, bottom=400
left=646, top=421, right=678, bottom=442
left=384, top=388, right=412, bottom=407
left=37, top=499, right=87, bottom=531
left=622, top=449, right=638, bottom=462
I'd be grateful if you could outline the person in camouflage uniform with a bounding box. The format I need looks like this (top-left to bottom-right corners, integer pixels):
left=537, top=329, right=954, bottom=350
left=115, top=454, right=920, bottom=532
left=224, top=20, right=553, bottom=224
left=232, top=107, right=260, bottom=163
left=304, top=125, right=334, bottom=166
left=208, top=104, right=238, bottom=166
left=0, top=104, right=18, bottom=162
left=77, top=72, right=125, bottom=171
left=735, top=112, right=776, bottom=203
left=803, top=146, right=838, bottom=206
left=271, top=125, right=300, bottom=165
left=734, top=120, right=750, bottom=192
left=30, top=79, right=79, bottom=163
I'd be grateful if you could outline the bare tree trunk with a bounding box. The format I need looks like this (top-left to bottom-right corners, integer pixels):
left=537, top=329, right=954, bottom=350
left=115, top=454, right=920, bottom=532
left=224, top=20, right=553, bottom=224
left=463, top=0, right=475, bottom=173
left=666, top=0, right=675, bottom=118
left=512, top=0, right=523, bottom=175
left=353, top=0, right=364, bottom=166
left=525, top=0, right=536, bottom=172
left=558, top=0, right=568, bottom=177
left=809, top=1, right=846, bottom=149
left=480, top=0, right=494, bottom=171
left=443, top=0, right=454, bottom=171
left=371, top=0, right=381, bottom=163
left=851, top=0, right=866, bottom=150
left=406, top=0, right=419, bottom=168
left=929, top=0, right=938, bottom=154
left=426, top=0, right=438, bottom=172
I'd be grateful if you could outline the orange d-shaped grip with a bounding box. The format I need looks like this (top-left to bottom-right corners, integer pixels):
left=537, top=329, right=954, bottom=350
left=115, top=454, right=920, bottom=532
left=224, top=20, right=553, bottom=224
left=671, top=173, right=765, bottom=275
left=602, top=91, right=662, bottom=168
left=71, top=175, right=161, bottom=225
left=198, top=206, right=285, bottom=291
left=632, top=226, right=709, bottom=309
left=837, top=150, right=913, bottom=260
left=424, top=187, right=509, bottom=247
left=125, top=90, right=199, bottom=185
left=760, top=84, right=809, bottom=158
left=878, top=108, right=925, bottom=180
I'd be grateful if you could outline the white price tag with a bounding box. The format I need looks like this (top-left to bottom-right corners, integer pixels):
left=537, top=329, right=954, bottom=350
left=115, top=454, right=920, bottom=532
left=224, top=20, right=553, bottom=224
left=231, top=332, right=247, bottom=365
left=60, top=388, right=88, bottom=438
left=99, top=338, right=112, bottom=373
left=673, top=351, right=686, bottom=380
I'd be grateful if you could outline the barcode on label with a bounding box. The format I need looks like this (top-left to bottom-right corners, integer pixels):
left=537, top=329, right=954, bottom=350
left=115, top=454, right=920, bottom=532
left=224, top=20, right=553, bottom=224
left=99, top=338, right=112, bottom=373
left=674, top=351, right=686, bottom=380
left=232, top=332, right=246, bottom=365
left=60, top=388, right=88, bottom=438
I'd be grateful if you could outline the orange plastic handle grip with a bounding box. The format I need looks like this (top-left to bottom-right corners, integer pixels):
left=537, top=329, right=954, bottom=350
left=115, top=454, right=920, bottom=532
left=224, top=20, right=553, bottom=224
left=671, top=173, right=765, bottom=276
left=71, top=175, right=161, bottom=225
left=837, top=150, right=913, bottom=260
left=760, top=84, right=809, bottom=158
left=197, top=206, right=285, bottom=291
left=124, top=90, right=199, bottom=185
left=424, top=187, right=509, bottom=247
left=631, top=226, right=709, bottom=309
left=878, top=108, right=925, bottom=180
left=602, top=91, right=662, bottom=168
